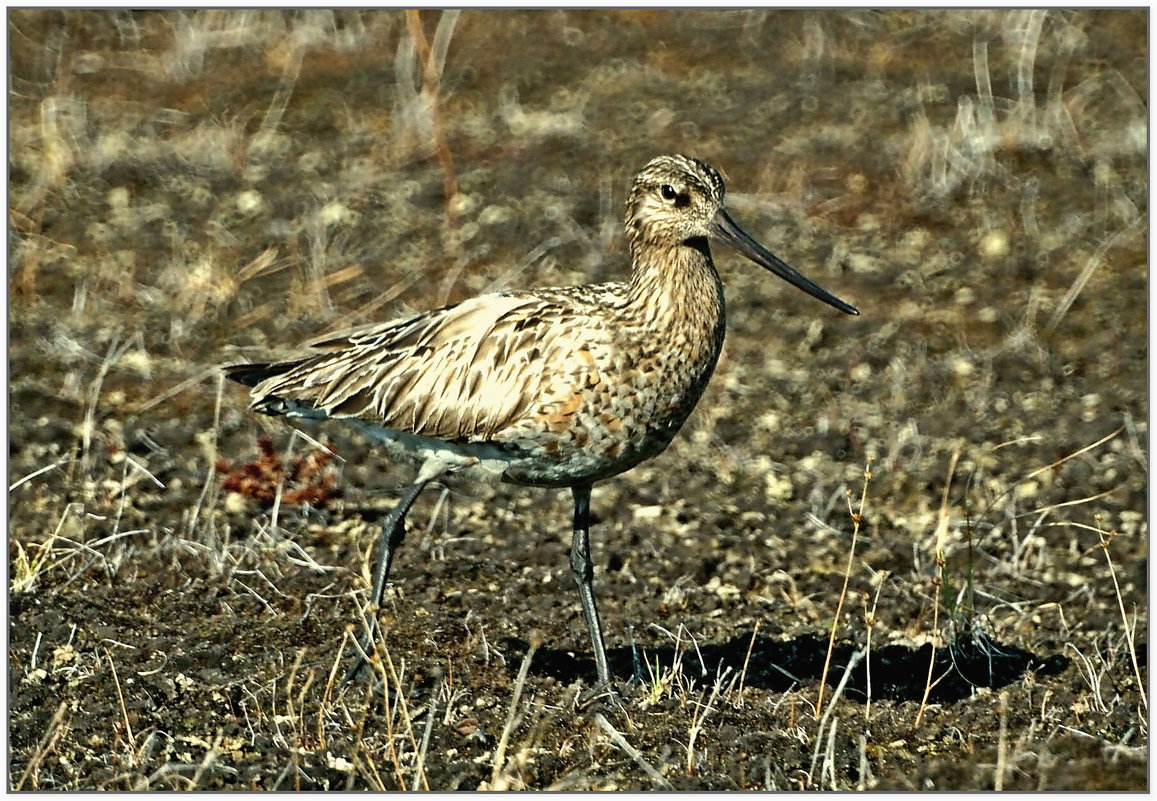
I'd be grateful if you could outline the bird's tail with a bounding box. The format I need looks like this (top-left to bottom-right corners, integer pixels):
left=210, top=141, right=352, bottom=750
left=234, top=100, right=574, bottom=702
left=223, top=361, right=297, bottom=388
left=223, top=360, right=321, bottom=417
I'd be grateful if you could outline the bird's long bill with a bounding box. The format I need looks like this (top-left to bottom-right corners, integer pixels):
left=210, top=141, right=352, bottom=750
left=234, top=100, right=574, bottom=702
left=710, top=209, right=860, bottom=315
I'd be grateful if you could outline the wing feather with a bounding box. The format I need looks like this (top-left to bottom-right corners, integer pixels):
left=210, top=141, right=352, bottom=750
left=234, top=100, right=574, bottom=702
left=240, top=292, right=573, bottom=442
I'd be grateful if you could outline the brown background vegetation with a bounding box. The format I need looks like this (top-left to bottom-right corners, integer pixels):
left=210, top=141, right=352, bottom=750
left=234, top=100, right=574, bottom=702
left=9, top=9, right=1147, bottom=790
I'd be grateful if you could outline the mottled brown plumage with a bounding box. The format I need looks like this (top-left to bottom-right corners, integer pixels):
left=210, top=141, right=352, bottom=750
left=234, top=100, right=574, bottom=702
left=225, top=154, right=858, bottom=686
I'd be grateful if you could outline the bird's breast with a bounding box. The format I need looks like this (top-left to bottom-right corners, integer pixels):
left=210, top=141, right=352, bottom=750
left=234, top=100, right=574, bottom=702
left=493, top=296, right=726, bottom=487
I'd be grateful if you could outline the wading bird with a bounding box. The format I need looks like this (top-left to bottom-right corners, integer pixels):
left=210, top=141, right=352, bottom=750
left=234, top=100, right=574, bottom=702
left=226, top=154, right=859, bottom=685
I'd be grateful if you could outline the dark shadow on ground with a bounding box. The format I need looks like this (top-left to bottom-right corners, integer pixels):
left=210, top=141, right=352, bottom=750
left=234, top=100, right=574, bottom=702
left=521, top=631, right=1069, bottom=704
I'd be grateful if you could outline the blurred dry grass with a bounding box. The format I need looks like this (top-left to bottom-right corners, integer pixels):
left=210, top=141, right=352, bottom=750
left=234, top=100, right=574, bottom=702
left=8, top=9, right=1147, bottom=791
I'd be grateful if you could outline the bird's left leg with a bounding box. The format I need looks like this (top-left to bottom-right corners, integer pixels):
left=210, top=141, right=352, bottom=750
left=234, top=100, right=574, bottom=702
left=569, top=482, right=611, bottom=685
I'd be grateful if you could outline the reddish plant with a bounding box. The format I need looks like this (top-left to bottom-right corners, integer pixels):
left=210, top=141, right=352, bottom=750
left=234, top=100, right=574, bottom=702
left=217, top=435, right=341, bottom=507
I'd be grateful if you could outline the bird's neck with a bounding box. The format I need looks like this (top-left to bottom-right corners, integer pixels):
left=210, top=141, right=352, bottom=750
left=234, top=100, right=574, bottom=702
left=619, top=238, right=728, bottom=429
left=625, top=238, right=726, bottom=334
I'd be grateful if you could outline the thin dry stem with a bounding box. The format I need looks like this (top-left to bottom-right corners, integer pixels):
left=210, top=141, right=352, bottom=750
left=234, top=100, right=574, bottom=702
left=381, top=647, right=426, bottom=791
left=915, top=444, right=962, bottom=728
left=15, top=701, right=70, bottom=790
left=491, top=638, right=538, bottom=787
left=9, top=455, right=71, bottom=493
left=188, top=732, right=224, bottom=790
left=808, top=646, right=866, bottom=789
left=1046, top=222, right=1144, bottom=334
left=862, top=573, right=887, bottom=723
left=187, top=374, right=223, bottom=542
left=78, top=336, right=133, bottom=475
left=412, top=680, right=439, bottom=791
left=594, top=712, right=672, bottom=789
left=1022, top=425, right=1122, bottom=482
left=686, top=667, right=729, bottom=776
left=736, top=620, right=761, bottom=705
left=404, top=10, right=460, bottom=256
left=106, top=648, right=136, bottom=765
left=1094, top=521, right=1147, bottom=714
left=857, top=733, right=873, bottom=790
left=816, top=458, right=872, bottom=718
left=132, top=366, right=221, bottom=414
left=994, top=690, right=1009, bottom=790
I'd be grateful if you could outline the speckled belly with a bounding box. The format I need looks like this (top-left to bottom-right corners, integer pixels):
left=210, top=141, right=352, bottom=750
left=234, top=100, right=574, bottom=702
left=494, top=349, right=718, bottom=488
left=497, top=412, right=687, bottom=487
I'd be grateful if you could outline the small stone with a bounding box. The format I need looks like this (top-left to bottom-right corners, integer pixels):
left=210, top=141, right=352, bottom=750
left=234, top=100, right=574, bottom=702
left=107, top=186, right=130, bottom=209
left=980, top=231, right=1009, bottom=260
left=236, top=190, right=264, bottom=214
left=952, top=357, right=975, bottom=377
left=633, top=505, right=662, bottom=520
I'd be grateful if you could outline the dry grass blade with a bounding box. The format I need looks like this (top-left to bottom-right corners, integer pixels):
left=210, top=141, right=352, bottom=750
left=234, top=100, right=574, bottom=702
left=1030, top=488, right=1117, bottom=514
left=323, top=629, right=353, bottom=713
left=808, top=645, right=866, bottom=789
left=187, top=371, right=225, bottom=544
left=1022, top=426, right=1123, bottom=482
left=9, top=455, right=71, bottom=492
left=404, top=9, right=461, bottom=252
left=816, top=458, right=872, bottom=718
left=862, top=573, right=887, bottom=723
left=490, top=636, right=538, bottom=788
left=189, top=733, right=224, bottom=790
left=735, top=620, right=761, bottom=705
left=15, top=701, right=70, bottom=790
left=11, top=502, right=83, bottom=594
left=994, top=690, right=1009, bottom=790
left=106, top=648, right=136, bottom=764
left=411, top=681, right=439, bottom=792
left=132, top=366, right=222, bottom=414
left=1093, top=521, right=1147, bottom=715
left=1046, top=221, right=1144, bottom=334
left=915, top=444, right=962, bottom=728
left=686, top=667, right=731, bottom=775
left=593, top=713, right=671, bottom=789
left=79, top=336, right=134, bottom=474
left=857, top=733, right=873, bottom=790
left=379, top=647, right=426, bottom=791
left=1064, top=642, right=1108, bottom=714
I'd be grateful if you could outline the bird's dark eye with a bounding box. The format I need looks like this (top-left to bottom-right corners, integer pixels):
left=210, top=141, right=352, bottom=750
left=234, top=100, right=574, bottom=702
left=660, top=184, right=678, bottom=201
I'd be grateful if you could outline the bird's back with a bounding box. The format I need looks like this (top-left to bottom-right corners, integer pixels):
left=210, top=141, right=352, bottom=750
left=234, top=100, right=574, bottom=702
left=230, top=291, right=582, bottom=440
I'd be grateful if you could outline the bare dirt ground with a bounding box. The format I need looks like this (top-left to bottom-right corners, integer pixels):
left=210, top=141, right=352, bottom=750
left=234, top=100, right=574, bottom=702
left=8, top=9, right=1147, bottom=790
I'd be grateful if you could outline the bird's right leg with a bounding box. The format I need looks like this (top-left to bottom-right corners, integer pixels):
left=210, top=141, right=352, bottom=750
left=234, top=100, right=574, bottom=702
left=343, top=477, right=429, bottom=685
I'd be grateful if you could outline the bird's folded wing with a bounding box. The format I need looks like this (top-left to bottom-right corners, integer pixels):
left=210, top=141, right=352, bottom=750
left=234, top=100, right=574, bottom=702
left=245, top=292, right=578, bottom=441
